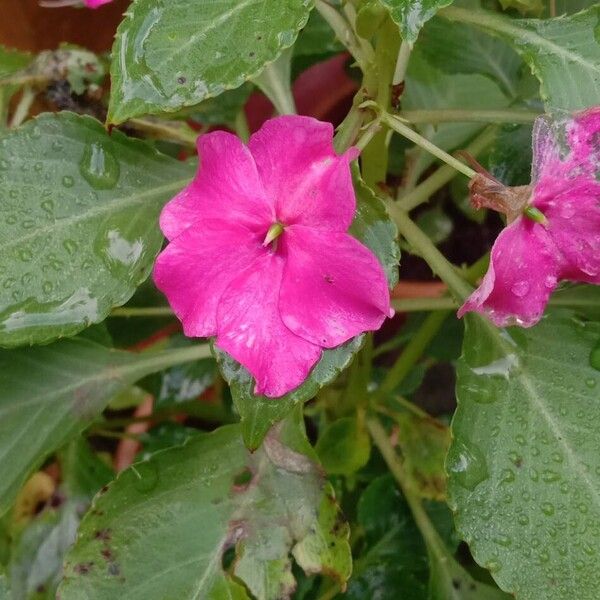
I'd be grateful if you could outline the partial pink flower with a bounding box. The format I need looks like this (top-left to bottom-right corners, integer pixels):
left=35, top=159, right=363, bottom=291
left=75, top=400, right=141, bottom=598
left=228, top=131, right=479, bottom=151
left=458, top=108, right=600, bottom=327
left=154, top=116, right=393, bottom=397
left=40, top=0, right=112, bottom=7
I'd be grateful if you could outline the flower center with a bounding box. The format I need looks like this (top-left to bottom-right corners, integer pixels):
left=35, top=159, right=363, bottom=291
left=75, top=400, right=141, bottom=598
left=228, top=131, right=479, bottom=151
left=262, top=222, right=285, bottom=247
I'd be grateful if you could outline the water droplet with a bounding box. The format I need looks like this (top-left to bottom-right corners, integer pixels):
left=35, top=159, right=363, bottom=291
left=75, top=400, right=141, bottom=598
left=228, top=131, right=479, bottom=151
left=585, top=378, right=597, bottom=388
left=500, top=468, right=515, bottom=484
left=542, top=470, right=561, bottom=483
left=472, top=354, right=520, bottom=379
left=63, top=239, right=79, bottom=255
left=18, top=248, right=33, bottom=262
left=447, top=440, right=488, bottom=490
left=34, top=162, right=43, bottom=173
left=41, top=199, right=54, bottom=214
left=486, top=559, right=502, bottom=572
left=5, top=215, right=17, bottom=225
left=42, top=281, right=53, bottom=294
left=0, top=159, right=9, bottom=170
left=131, top=461, right=159, bottom=493
left=494, top=534, right=512, bottom=547
left=52, top=140, right=64, bottom=152
left=511, top=281, right=530, bottom=297
left=518, top=514, right=529, bottom=526
left=62, top=175, right=74, bottom=188
left=541, top=502, right=555, bottom=516
left=79, top=142, right=120, bottom=190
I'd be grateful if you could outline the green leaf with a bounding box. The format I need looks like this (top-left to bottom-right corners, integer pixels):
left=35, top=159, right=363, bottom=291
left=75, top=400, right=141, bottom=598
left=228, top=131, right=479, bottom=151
left=404, top=52, right=508, bottom=179
left=345, top=474, right=429, bottom=599
left=59, top=423, right=351, bottom=600
left=294, top=9, right=344, bottom=56
left=448, top=311, right=600, bottom=598
left=216, top=172, right=399, bottom=450
left=442, top=5, right=600, bottom=110
left=214, top=336, right=365, bottom=450
left=487, top=123, right=533, bottom=186
left=189, top=84, right=253, bottom=127
left=498, top=0, right=543, bottom=15
left=0, top=112, right=193, bottom=347
left=108, top=0, right=314, bottom=124
left=396, top=413, right=450, bottom=501
left=316, top=417, right=371, bottom=475
left=0, top=337, right=210, bottom=516
left=378, top=0, right=455, bottom=43
left=552, top=284, right=600, bottom=320
left=418, top=16, right=522, bottom=98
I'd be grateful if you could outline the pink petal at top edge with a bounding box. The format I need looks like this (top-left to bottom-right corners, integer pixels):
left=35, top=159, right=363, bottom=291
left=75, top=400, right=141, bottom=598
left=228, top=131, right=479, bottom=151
left=159, top=130, right=273, bottom=242
left=216, top=252, right=322, bottom=398
left=153, top=219, right=265, bottom=338
left=84, top=0, right=113, bottom=7
left=279, top=225, right=392, bottom=348
left=248, top=115, right=359, bottom=232
left=457, top=218, right=562, bottom=328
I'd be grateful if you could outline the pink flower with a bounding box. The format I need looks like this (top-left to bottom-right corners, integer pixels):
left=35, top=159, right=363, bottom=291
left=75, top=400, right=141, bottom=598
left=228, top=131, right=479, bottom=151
left=40, top=0, right=112, bottom=7
left=458, top=108, right=600, bottom=327
left=154, top=116, right=393, bottom=397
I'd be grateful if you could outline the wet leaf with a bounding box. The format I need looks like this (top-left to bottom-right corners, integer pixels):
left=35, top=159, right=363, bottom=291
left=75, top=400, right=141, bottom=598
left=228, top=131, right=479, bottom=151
left=379, top=0, right=456, bottom=43
left=419, top=16, right=522, bottom=98
left=108, top=0, right=314, bottom=123
left=0, top=337, right=210, bottom=516
left=0, top=112, right=193, bottom=347
left=448, top=311, right=600, bottom=599
left=443, top=5, right=600, bottom=110
left=59, top=422, right=351, bottom=600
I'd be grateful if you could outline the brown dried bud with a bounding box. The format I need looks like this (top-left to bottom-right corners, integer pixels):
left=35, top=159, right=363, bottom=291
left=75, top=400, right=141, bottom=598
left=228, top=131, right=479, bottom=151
left=469, top=174, right=533, bottom=224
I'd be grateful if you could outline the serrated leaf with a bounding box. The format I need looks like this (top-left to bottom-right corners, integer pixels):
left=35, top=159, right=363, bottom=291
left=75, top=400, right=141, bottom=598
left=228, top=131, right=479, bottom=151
left=448, top=311, right=600, bottom=599
left=59, top=423, right=351, bottom=600
left=379, top=0, right=455, bottom=43
left=0, top=112, right=193, bottom=347
left=442, top=5, right=600, bottom=110
left=0, top=337, right=210, bottom=516
left=108, top=0, right=314, bottom=124
left=418, top=16, right=522, bottom=98
left=217, top=173, right=399, bottom=450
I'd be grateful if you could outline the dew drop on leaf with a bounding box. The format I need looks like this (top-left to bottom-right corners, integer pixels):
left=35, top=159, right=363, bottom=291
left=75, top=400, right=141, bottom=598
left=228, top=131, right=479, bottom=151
left=79, top=142, right=120, bottom=190
left=447, top=440, right=489, bottom=491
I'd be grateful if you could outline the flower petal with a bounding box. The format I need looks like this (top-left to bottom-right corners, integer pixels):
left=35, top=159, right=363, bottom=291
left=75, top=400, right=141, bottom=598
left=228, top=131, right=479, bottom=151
left=160, top=130, right=273, bottom=241
left=248, top=115, right=359, bottom=232
left=279, top=225, right=392, bottom=348
left=153, top=220, right=264, bottom=337
left=531, top=108, right=600, bottom=284
left=458, top=219, right=561, bottom=327
left=216, top=252, right=322, bottom=398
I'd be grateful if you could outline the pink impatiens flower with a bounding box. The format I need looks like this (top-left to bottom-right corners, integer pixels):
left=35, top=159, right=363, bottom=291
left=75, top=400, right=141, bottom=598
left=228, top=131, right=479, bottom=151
left=154, top=116, right=393, bottom=397
left=458, top=108, right=600, bottom=327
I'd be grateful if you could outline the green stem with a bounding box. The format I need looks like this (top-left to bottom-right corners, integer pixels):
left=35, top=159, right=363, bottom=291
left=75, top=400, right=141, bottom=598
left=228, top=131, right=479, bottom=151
left=110, top=307, right=174, bottom=318
left=386, top=204, right=473, bottom=300
left=400, top=108, right=539, bottom=124
left=392, top=296, right=457, bottom=312
left=373, top=310, right=449, bottom=400
left=315, top=0, right=372, bottom=71
left=393, top=40, right=412, bottom=86
left=383, top=112, right=476, bottom=179
left=235, top=109, right=250, bottom=143
left=397, top=125, right=497, bottom=211
left=367, top=418, right=448, bottom=562
left=361, top=17, right=399, bottom=187
left=9, top=86, right=35, bottom=128
left=253, top=48, right=296, bottom=115
left=127, top=118, right=198, bottom=148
